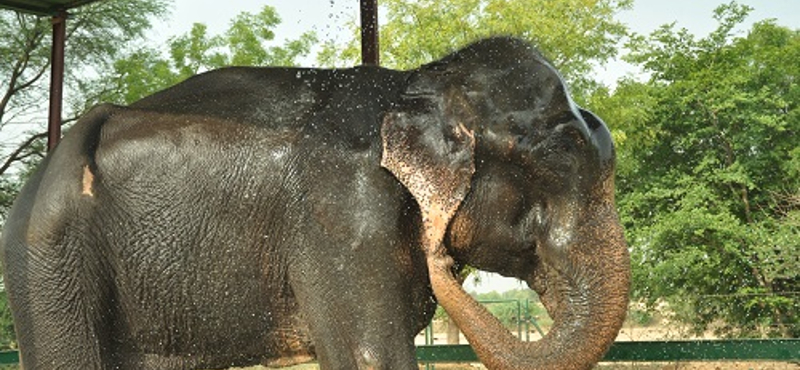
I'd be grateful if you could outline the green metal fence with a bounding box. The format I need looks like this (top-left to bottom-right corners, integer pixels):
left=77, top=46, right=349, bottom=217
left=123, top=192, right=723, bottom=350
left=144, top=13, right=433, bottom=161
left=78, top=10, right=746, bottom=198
left=416, top=339, right=800, bottom=363
left=0, top=351, right=15, bottom=365
left=414, top=298, right=800, bottom=365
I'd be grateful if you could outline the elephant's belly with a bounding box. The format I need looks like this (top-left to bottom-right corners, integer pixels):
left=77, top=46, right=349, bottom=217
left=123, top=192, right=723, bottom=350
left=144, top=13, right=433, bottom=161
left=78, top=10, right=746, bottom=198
left=114, top=275, right=314, bottom=367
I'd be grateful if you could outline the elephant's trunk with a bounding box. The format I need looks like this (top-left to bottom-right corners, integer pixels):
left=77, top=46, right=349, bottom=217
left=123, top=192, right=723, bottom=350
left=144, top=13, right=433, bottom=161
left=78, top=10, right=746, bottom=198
left=428, top=200, right=630, bottom=370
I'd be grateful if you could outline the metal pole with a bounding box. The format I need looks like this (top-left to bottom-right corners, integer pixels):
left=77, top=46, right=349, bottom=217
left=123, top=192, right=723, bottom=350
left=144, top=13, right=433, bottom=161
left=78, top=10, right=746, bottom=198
left=359, top=0, right=379, bottom=65
left=424, top=321, right=434, bottom=370
left=516, top=300, right=522, bottom=339
left=525, top=299, right=530, bottom=341
left=48, top=10, right=67, bottom=152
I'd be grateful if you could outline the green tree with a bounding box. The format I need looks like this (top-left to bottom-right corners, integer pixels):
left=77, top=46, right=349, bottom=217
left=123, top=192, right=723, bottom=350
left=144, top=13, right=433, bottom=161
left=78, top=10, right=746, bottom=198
left=469, top=290, right=547, bottom=330
left=317, top=0, right=631, bottom=101
left=596, top=3, right=799, bottom=337
left=89, top=5, right=318, bottom=106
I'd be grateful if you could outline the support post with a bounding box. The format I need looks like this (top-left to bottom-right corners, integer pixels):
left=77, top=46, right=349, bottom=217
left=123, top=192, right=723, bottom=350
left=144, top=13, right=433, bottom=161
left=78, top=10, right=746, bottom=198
left=359, top=0, right=379, bottom=65
left=48, top=10, right=67, bottom=152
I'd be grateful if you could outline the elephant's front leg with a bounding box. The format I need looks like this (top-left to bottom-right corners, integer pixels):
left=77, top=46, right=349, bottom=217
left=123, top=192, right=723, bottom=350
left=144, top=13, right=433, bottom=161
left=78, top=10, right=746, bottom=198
left=287, top=237, right=430, bottom=370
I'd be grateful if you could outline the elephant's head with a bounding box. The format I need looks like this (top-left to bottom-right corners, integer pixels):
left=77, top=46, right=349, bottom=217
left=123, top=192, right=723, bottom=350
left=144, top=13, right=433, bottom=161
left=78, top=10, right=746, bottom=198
left=382, top=37, right=630, bottom=370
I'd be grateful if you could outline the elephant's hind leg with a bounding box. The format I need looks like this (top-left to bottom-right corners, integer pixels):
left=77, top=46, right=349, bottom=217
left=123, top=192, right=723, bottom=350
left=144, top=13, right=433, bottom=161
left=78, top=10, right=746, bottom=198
left=1, top=104, right=125, bottom=369
left=4, top=235, right=117, bottom=370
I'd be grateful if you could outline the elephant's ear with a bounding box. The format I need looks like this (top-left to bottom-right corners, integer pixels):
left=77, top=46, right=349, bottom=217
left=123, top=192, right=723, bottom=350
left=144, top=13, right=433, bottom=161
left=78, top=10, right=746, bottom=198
left=380, top=96, right=475, bottom=255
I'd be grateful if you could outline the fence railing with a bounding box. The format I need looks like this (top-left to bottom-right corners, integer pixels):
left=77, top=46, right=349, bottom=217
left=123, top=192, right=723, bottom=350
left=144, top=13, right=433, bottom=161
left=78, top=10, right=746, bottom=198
left=416, top=339, right=800, bottom=363
left=0, top=339, right=797, bottom=365
left=0, top=351, right=15, bottom=365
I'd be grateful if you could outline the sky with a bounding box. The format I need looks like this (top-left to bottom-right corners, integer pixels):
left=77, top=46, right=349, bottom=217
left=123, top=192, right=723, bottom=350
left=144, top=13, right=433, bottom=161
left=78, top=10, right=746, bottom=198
left=145, top=0, right=800, bottom=294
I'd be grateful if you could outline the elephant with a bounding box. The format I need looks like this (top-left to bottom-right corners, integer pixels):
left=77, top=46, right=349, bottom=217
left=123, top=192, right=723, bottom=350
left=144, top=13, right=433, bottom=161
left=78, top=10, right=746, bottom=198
left=0, top=37, right=630, bottom=370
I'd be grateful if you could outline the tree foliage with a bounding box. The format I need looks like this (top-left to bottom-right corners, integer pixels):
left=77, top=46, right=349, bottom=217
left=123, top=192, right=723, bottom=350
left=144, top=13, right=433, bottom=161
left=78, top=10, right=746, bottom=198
left=87, top=5, right=317, bottom=106
left=592, top=3, right=799, bottom=337
left=443, top=290, right=547, bottom=330
left=318, top=0, right=632, bottom=100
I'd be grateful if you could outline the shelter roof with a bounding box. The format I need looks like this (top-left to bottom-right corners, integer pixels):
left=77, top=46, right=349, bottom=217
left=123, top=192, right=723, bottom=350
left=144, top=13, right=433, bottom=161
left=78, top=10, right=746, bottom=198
left=0, top=0, right=100, bottom=15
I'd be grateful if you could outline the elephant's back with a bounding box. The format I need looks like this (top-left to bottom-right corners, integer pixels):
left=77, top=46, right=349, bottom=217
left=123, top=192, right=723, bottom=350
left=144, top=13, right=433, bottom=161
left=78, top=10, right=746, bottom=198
left=129, top=66, right=407, bottom=134
left=129, top=67, right=314, bottom=131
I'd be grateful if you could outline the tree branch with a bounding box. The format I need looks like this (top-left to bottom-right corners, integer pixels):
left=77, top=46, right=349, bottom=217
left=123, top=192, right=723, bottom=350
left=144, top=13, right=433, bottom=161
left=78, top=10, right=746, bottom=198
left=0, top=131, right=47, bottom=176
left=0, top=21, right=47, bottom=124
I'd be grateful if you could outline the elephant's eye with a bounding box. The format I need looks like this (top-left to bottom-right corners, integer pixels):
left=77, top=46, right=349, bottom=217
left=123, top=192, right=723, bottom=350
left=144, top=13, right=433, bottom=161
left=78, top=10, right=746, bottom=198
left=535, top=123, right=587, bottom=179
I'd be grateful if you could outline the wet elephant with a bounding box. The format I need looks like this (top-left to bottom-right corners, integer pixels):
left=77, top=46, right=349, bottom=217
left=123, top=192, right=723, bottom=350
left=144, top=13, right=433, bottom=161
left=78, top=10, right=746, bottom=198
left=1, top=37, right=629, bottom=370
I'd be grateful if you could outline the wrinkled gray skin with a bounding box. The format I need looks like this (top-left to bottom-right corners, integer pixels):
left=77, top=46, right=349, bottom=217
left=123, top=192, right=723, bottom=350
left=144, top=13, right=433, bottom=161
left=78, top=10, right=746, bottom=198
left=1, top=37, right=629, bottom=370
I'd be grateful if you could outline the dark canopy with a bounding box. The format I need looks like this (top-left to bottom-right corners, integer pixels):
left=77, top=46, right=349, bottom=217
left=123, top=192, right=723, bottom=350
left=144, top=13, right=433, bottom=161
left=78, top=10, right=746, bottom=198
left=0, top=0, right=100, bottom=15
